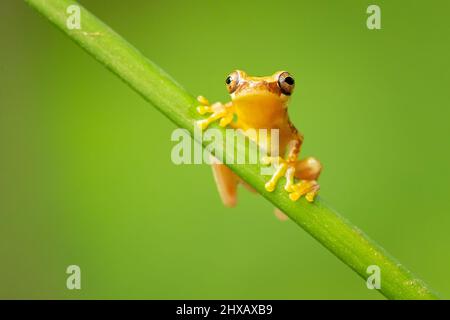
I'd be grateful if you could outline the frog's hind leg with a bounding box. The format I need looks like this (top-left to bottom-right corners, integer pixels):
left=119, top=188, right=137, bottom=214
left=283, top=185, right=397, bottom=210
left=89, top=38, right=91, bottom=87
left=274, top=208, right=289, bottom=221
left=211, top=162, right=239, bottom=208
left=290, top=157, right=322, bottom=202
left=294, top=157, right=322, bottom=181
left=273, top=157, right=322, bottom=221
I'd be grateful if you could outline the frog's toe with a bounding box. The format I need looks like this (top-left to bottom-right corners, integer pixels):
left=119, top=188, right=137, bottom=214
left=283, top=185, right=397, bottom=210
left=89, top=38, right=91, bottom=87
left=219, top=113, right=233, bottom=127
left=196, top=105, right=213, bottom=115
left=289, top=180, right=320, bottom=202
left=262, top=156, right=295, bottom=192
left=196, top=119, right=210, bottom=130
left=197, top=95, right=210, bottom=105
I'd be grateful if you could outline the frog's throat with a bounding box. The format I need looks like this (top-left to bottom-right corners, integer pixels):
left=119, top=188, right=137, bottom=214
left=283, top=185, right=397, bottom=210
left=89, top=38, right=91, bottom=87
left=232, top=92, right=288, bottom=129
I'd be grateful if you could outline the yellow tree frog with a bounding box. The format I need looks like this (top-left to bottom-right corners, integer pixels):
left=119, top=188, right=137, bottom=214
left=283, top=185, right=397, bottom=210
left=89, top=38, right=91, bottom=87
left=196, top=70, right=322, bottom=219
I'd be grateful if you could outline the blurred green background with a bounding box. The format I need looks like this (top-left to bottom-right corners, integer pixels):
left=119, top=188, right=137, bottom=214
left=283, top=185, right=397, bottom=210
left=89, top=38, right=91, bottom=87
left=1, top=0, right=449, bottom=299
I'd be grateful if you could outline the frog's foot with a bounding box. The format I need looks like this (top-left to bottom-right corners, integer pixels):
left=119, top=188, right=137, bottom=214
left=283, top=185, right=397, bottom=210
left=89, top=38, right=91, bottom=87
left=196, top=96, right=234, bottom=131
left=262, top=156, right=320, bottom=202
left=261, top=156, right=297, bottom=193
left=289, top=180, right=320, bottom=202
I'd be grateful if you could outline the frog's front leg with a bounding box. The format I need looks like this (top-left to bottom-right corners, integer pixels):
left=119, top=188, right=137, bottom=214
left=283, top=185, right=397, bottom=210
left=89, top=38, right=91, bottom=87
left=196, top=96, right=234, bottom=130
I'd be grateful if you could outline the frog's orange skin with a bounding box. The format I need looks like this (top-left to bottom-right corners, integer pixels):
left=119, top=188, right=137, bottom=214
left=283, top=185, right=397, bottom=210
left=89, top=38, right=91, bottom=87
left=196, top=70, right=322, bottom=220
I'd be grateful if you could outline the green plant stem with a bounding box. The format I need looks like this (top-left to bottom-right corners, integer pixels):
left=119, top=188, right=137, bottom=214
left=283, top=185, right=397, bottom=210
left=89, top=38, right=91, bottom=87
left=25, top=0, right=439, bottom=299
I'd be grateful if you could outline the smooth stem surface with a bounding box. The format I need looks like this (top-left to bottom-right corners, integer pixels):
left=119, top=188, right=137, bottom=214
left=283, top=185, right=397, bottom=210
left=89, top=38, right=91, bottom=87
left=25, top=0, right=439, bottom=299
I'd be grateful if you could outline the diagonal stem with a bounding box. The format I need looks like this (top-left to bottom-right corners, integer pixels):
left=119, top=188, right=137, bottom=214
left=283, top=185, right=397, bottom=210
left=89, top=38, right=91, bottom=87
left=25, top=0, right=439, bottom=299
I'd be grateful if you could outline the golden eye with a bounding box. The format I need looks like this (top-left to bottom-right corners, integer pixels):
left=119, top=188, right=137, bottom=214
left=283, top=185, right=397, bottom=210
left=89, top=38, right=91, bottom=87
left=278, top=72, right=295, bottom=96
left=225, top=71, right=240, bottom=93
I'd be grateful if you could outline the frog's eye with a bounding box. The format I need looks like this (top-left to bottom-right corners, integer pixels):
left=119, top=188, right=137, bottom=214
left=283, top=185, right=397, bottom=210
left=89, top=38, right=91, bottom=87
left=278, top=72, right=295, bottom=96
left=225, top=71, right=240, bottom=93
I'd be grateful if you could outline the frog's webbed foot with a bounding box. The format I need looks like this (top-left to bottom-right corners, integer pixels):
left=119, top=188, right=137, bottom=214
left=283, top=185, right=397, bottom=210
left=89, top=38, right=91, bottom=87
left=262, top=156, right=320, bottom=202
left=261, top=156, right=294, bottom=192
left=289, top=180, right=320, bottom=202
left=196, top=96, right=234, bottom=131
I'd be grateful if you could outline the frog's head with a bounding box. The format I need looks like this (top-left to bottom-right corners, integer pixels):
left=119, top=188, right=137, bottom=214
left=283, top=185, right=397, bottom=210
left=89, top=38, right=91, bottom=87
left=225, top=70, right=295, bottom=110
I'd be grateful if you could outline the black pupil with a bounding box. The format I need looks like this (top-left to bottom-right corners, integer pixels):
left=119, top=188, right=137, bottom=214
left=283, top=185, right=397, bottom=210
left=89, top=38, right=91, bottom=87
left=285, top=76, right=294, bottom=85
left=225, top=76, right=232, bottom=85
